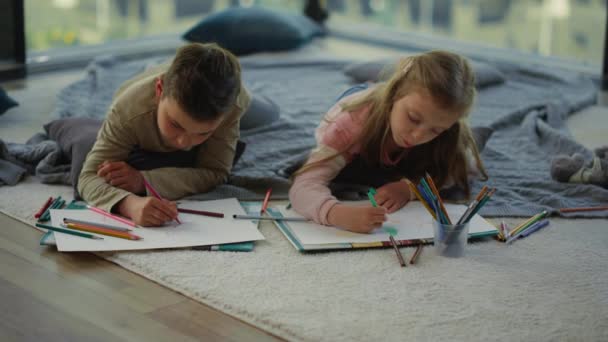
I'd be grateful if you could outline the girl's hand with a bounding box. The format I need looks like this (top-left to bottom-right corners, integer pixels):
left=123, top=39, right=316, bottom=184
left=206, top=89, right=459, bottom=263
left=374, top=181, right=411, bottom=213
left=98, top=161, right=145, bottom=194
left=116, top=195, right=178, bottom=227
left=327, top=204, right=387, bottom=234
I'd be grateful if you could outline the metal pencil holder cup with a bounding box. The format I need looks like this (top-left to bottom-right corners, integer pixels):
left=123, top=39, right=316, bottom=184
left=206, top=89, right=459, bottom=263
left=433, top=220, right=469, bottom=258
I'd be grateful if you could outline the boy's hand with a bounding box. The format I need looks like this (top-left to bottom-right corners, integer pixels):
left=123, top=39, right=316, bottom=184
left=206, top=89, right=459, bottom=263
left=116, top=195, right=178, bottom=227
left=98, top=161, right=145, bottom=194
left=327, top=204, right=387, bottom=234
left=374, top=181, right=411, bottom=213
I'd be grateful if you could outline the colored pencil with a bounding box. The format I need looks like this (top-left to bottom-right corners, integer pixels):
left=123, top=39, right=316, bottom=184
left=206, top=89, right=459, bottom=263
left=519, top=219, right=550, bottom=238
left=425, top=173, right=451, bottom=224
left=34, top=197, right=53, bottom=218
left=507, top=210, right=548, bottom=238
left=367, top=188, right=379, bottom=207
left=404, top=179, right=437, bottom=220
left=261, top=188, right=273, bottom=214
left=559, top=206, right=608, bottom=213
left=464, top=188, right=496, bottom=224
left=409, top=244, right=424, bottom=264
left=36, top=223, right=103, bottom=240
left=389, top=235, right=406, bottom=267
left=87, top=205, right=136, bottom=227
left=143, top=179, right=181, bottom=224
left=178, top=208, right=224, bottom=218
left=63, top=222, right=141, bottom=240
left=63, top=217, right=132, bottom=232
left=232, top=214, right=309, bottom=222
left=506, top=219, right=550, bottom=244
left=38, top=196, right=63, bottom=222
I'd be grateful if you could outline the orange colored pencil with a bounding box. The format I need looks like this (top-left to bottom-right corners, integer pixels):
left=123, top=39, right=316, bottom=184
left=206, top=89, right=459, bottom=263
left=425, top=173, right=451, bottom=224
left=559, top=206, right=608, bottom=213
left=63, top=222, right=142, bottom=240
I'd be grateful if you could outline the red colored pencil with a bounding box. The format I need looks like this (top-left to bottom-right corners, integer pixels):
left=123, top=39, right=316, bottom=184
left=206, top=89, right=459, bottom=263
left=34, top=197, right=53, bottom=218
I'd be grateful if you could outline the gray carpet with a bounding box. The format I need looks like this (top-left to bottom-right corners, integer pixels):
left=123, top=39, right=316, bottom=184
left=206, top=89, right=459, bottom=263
left=41, top=52, right=607, bottom=217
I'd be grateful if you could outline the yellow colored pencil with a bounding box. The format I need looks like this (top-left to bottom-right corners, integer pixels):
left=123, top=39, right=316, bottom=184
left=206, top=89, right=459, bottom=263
left=403, top=179, right=437, bottom=220
left=63, top=223, right=142, bottom=241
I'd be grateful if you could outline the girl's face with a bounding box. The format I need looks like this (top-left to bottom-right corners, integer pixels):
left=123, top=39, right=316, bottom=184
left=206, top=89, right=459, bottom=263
left=389, top=88, right=461, bottom=149
left=155, top=78, right=222, bottom=150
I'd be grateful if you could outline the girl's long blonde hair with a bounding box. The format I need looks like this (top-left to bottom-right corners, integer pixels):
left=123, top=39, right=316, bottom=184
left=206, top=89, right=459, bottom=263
left=297, top=50, right=487, bottom=198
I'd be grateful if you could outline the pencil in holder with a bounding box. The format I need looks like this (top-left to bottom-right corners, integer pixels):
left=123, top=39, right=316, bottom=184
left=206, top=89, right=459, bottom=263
left=433, top=219, right=469, bottom=258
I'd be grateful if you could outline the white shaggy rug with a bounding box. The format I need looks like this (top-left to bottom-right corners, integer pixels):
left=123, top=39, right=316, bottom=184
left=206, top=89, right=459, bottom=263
left=1, top=178, right=607, bottom=341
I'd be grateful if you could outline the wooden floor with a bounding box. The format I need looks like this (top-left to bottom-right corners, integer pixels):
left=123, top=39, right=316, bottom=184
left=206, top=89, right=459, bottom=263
left=0, top=213, right=282, bottom=342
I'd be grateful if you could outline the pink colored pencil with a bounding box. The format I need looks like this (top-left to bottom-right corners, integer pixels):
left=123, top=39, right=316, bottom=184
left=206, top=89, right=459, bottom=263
left=87, top=205, right=136, bottom=227
left=143, top=179, right=181, bottom=224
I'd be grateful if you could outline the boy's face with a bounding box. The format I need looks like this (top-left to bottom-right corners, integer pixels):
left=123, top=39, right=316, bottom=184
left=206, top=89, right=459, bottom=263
left=155, top=78, right=223, bottom=150
left=389, top=88, right=460, bottom=148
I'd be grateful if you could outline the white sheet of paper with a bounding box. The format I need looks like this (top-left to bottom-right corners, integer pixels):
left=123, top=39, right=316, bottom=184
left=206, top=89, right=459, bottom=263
left=50, top=198, right=265, bottom=252
left=275, top=201, right=497, bottom=245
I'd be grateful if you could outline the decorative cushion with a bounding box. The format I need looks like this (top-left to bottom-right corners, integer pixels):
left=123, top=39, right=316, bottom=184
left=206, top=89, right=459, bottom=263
left=0, top=87, right=18, bottom=115
left=343, top=57, right=506, bottom=89
left=183, top=7, right=325, bottom=55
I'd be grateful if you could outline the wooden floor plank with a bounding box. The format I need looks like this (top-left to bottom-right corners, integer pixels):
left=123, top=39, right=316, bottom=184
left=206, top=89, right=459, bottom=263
left=148, top=300, right=282, bottom=342
left=0, top=213, right=281, bottom=341
left=0, top=277, right=121, bottom=342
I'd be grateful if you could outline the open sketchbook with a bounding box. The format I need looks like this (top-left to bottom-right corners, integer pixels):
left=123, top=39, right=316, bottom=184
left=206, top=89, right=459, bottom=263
left=46, top=198, right=265, bottom=252
left=270, top=201, right=498, bottom=251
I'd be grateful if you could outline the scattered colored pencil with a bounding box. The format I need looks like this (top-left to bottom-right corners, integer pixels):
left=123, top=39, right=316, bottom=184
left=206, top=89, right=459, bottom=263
left=409, top=244, right=424, bottom=265
left=506, top=219, right=550, bottom=244
left=143, top=179, right=181, bottom=224
left=63, top=217, right=132, bottom=232
left=389, top=235, right=406, bottom=267
left=63, top=222, right=141, bottom=240
left=87, top=205, right=136, bottom=227
left=261, top=188, right=273, bottom=214
left=34, top=197, right=53, bottom=218
left=232, top=214, right=308, bottom=222
left=36, top=223, right=103, bottom=240
left=506, top=210, right=548, bottom=238
left=559, top=206, right=608, bottom=213
left=177, top=208, right=224, bottom=218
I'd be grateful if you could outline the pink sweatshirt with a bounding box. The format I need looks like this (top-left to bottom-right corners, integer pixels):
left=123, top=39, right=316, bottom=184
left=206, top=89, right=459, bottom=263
left=289, top=87, right=395, bottom=225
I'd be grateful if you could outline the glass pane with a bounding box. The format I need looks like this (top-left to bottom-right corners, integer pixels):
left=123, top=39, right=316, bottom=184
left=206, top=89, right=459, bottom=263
left=328, top=0, right=606, bottom=67
left=25, top=0, right=305, bottom=54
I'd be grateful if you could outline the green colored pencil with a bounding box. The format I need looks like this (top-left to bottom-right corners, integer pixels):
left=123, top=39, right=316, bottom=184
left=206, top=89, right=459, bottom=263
left=35, top=223, right=103, bottom=240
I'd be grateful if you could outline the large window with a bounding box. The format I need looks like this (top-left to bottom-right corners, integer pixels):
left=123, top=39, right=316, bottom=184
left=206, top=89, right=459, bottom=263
left=19, top=0, right=608, bottom=69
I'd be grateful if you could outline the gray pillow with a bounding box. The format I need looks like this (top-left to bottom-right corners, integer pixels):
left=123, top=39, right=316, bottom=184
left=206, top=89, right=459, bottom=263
left=343, top=57, right=506, bottom=89
left=240, top=94, right=280, bottom=130
left=0, top=87, right=18, bottom=115
left=44, top=117, right=103, bottom=194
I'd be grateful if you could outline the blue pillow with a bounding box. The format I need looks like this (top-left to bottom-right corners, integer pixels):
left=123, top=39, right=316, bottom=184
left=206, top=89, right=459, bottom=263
left=0, top=87, right=18, bottom=115
left=183, top=7, right=325, bottom=55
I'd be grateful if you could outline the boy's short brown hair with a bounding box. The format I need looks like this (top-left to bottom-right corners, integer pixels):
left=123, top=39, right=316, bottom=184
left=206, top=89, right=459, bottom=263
left=162, top=42, right=242, bottom=122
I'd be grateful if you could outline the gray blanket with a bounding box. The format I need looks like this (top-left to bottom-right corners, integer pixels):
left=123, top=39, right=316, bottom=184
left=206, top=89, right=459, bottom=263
left=5, top=53, right=606, bottom=218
